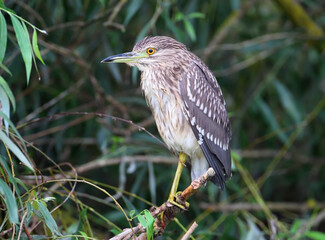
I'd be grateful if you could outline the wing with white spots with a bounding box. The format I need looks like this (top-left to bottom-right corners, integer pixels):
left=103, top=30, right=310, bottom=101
left=180, top=62, right=232, bottom=188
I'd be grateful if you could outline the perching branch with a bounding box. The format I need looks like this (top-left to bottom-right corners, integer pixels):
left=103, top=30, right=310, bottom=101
left=109, top=168, right=216, bottom=240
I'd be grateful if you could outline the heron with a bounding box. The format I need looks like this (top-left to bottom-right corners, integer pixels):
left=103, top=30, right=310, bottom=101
left=101, top=36, right=232, bottom=205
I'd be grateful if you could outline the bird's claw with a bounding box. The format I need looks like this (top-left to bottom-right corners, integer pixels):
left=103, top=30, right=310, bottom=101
left=168, top=192, right=189, bottom=210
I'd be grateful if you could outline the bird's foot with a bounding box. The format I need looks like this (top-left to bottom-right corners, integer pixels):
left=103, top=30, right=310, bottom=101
left=168, top=192, right=189, bottom=210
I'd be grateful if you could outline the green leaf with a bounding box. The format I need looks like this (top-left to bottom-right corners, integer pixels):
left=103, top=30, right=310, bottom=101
left=32, top=28, right=44, bottom=64
left=144, top=210, right=154, bottom=240
left=135, top=21, right=151, bottom=42
left=10, top=14, right=32, bottom=84
left=274, top=80, right=301, bottom=124
left=188, top=12, right=205, bottom=19
left=0, top=1, right=16, bottom=14
left=0, top=85, right=10, bottom=133
left=0, top=156, right=25, bottom=195
left=99, top=0, right=105, bottom=6
left=137, top=214, right=147, bottom=228
left=0, top=130, right=34, bottom=171
left=80, top=231, right=88, bottom=237
left=290, top=219, right=303, bottom=234
left=0, top=11, right=7, bottom=62
left=0, top=178, right=19, bottom=224
left=23, top=21, right=40, bottom=81
left=255, top=98, right=287, bottom=143
left=110, top=228, right=121, bottom=235
left=124, top=0, right=144, bottom=25
left=129, top=209, right=136, bottom=218
left=37, top=200, right=61, bottom=236
left=0, top=111, right=26, bottom=150
left=43, top=196, right=56, bottom=202
left=175, top=12, right=184, bottom=21
left=183, top=18, right=196, bottom=41
left=14, top=177, right=28, bottom=192
left=0, top=62, right=12, bottom=76
left=0, top=76, right=15, bottom=111
left=305, top=231, right=325, bottom=240
left=26, top=202, right=33, bottom=224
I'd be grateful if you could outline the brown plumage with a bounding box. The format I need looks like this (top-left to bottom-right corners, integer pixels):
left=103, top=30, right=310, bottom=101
left=102, top=36, right=232, bottom=189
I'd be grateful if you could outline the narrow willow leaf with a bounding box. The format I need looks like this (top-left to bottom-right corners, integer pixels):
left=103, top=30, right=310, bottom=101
left=32, top=28, right=44, bottom=64
left=0, top=1, right=15, bottom=13
left=37, top=201, right=61, bottom=236
left=0, top=11, right=7, bottom=62
left=0, top=156, right=24, bottom=195
left=10, top=14, right=32, bottom=83
left=162, top=10, right=183, bottom=41
left=274, top=80, right=301, bottom=124
left=305, top=231, right=325, bottom=240
left=0, top=130, right=34, bottom=171
left=175, top=12, right=184, bottom=21
left=0, top=111, right=26, bottom=150
left=188, top=12, right=205, bottom=19
left=0, top=179, right=19, bottom=224
left=255, top=98, right=287, bottom=143
left=124, top=0, right=144, bottom=25
left=136, top=22, right=151, bottom=42
left=22, top=21, right=40, bottom=81
left=26, top=202, right=33, bottom=223
left=0, top=62, right=12, bottom=76
left=14, top=177, right=28, bottom=192
left=0, top=86, right=10, bottom=133
left=184, top=18, right=196, bottom=41
left=144, top=210, right=154, bottom=240
left=129, top=209, right=135, bottom=218
left=80, top=231, right=88, bottom=237
left=0, top=76, right=15, bottom=111
left=137, top=214, right=146, bottom=228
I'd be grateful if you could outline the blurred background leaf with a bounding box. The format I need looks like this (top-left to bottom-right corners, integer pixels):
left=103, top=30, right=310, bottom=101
left=0, top=0, right=324, bottom=239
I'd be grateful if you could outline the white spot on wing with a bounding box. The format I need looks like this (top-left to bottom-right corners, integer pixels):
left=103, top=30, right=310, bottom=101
left=198, top=134, right=203, bottom=145
left=191, top=116, right=196, bottom=125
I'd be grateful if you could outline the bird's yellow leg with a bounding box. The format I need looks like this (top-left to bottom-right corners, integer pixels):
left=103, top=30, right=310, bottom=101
left=168, top=152, right=187, bottom=208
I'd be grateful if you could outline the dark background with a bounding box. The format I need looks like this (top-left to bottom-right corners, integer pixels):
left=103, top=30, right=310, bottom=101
left=1, top=0, right=325, bottom=239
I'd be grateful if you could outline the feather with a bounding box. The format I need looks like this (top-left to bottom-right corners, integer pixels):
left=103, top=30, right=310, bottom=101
left=180, top=62, right=232, bottom=187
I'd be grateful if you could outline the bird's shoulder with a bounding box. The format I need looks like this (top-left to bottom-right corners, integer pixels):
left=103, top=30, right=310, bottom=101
left=179, top=61, right=230, bottom=130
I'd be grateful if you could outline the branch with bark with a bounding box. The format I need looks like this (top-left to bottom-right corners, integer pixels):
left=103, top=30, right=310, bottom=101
left=109, top=168, right=216, bottom=240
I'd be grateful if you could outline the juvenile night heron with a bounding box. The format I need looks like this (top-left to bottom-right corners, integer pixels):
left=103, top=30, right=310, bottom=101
left=102, top=36, right=231, bottom=203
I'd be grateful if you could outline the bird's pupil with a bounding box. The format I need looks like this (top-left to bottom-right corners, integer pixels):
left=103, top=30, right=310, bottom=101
left=149, top=49, right=153, bottom=53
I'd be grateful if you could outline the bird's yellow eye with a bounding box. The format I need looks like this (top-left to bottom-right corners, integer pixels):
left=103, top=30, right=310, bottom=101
left=146, top=48, right=155, bottom=55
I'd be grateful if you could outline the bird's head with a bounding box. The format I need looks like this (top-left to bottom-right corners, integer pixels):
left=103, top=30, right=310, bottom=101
left=101, top=36, right=188, bottom=71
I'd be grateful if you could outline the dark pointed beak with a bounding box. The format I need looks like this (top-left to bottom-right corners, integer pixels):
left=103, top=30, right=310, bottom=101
left=101, top=51, right=146, bottom=63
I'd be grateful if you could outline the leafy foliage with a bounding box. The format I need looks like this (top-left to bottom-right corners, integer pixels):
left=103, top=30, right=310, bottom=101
left=0, top=0, right=324, bottom=239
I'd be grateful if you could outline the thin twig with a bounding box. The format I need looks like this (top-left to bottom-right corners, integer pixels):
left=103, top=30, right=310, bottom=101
left=103, top=0, right=127, bottom=27
left=19, top=111, right=167, bottom=148
left=75, top=155, right=176, bottom=174
left=18, top=78, right=86, bottom=125
left=214, top=40, right=294, bottom=77
left=180, top=221, right=198, bottom=240
left=17, top=211, right=28, bottom=240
